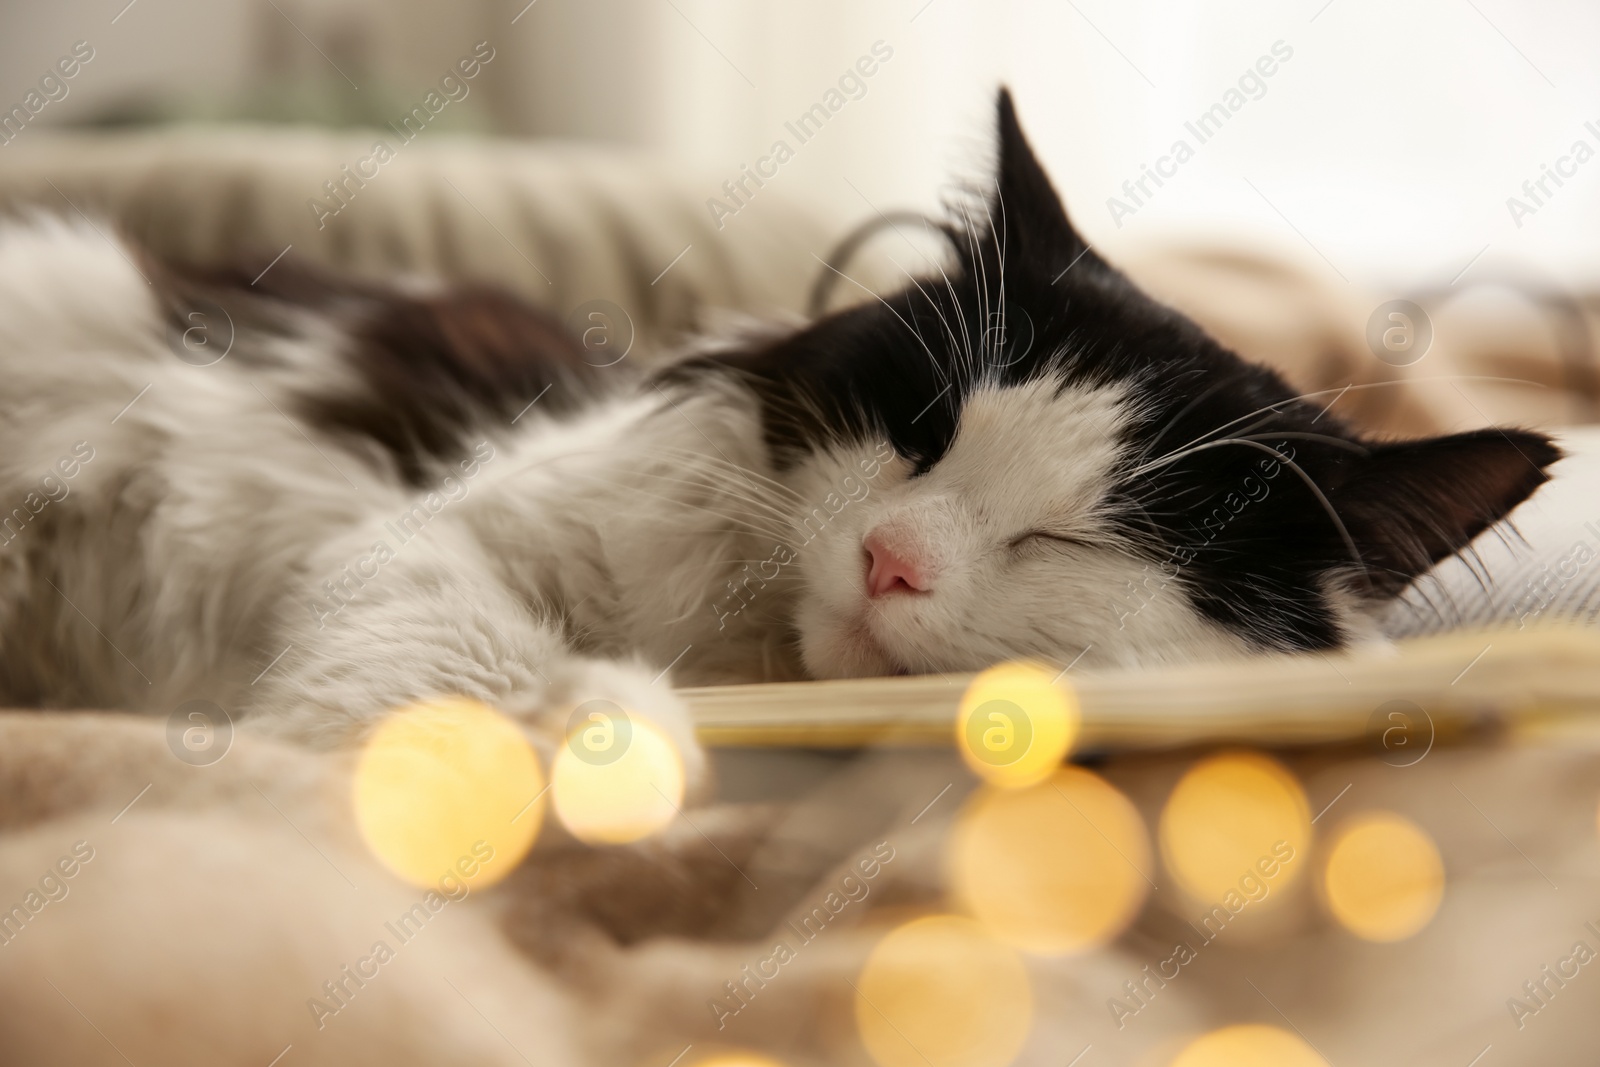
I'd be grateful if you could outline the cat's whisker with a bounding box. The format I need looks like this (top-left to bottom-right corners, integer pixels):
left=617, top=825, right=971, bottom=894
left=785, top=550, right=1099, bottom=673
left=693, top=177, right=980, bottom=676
left=956, top=196, right=989, bottom=381
left=642, top=444, right=811, bottom=506
left=490, top=441, right=809, bottom=528
left=548, top=469, right=799, bottom=541
left=808, top=254, right=951, bottom=388
left=957, top=195, right=994, bottom=382
left=1234, top=431, right=1371, bottom=456
left=977, top=179, right=1010, bottom=378
left=1131, top=436, right=1371, bottom=590
left=1138, top=373, right=1259, bottom=462
left=886, top=247, right=972, bottom=408
left=1138, top=374, right=1549, bottom=472
left=918, top=208, right=978, bottom=386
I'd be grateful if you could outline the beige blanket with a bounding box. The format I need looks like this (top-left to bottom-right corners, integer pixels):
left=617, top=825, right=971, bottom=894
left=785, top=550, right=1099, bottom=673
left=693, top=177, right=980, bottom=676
left=4, top=706, right=1598, bottom=1066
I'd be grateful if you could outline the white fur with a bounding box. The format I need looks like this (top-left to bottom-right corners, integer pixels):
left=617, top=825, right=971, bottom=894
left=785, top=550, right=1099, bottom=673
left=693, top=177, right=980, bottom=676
left=0, top=218, right=767, bottom=781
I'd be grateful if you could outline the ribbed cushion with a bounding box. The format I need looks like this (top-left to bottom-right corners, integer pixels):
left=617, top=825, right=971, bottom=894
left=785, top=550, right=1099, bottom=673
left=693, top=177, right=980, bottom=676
left=0, top=125, right=838, bottom=360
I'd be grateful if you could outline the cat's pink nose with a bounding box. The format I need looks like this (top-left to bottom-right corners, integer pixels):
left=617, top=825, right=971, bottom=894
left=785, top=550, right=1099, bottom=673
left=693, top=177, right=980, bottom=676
left=864, top=532, right=929, bottom=597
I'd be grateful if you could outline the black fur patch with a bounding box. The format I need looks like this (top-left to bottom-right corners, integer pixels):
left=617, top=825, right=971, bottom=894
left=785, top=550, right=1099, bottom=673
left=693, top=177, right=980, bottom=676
left=157, top=257, right=607, bottom=485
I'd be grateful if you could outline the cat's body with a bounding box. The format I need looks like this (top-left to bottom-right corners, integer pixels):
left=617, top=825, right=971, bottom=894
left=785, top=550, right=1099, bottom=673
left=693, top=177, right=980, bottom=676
left=0, top=220, right=776, bottom=761
left=0, top=93, right=1559, bottom=764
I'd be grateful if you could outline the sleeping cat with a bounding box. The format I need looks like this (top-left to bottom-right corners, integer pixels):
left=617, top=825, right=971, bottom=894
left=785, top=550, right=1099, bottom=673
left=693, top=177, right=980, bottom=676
left=0, top=90, right=1558, bottom=762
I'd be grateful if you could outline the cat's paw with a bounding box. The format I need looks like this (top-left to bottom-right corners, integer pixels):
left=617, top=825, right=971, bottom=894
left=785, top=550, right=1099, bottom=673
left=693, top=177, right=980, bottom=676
left=513, top=657, right=708, bottom=799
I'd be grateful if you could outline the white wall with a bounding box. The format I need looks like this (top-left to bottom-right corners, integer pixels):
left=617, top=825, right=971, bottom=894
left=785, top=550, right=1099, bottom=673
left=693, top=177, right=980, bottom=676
left=504, top=0, right=1600, bottom=291
left=5, top=0, right=1597, bottom=289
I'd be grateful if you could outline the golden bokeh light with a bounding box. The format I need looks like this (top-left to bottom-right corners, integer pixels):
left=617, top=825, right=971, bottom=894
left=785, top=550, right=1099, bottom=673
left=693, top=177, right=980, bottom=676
left=1322, top=811, right=1445, bottom=942
left=949, top=767, right=1151, bottom=955
left=692, top=1053, right=787, bottom=1067
left=354, top=697, right=544, bottom=890
left=855, top=915, right=1033, bottom=1067
left=1171, top=1024, right=1328, bottom=1067
left=552, top=713, right=684, bottom=845
left=955, top=661, right=1078, bottom=789
left=1159, top=751, right=1311, bottom=906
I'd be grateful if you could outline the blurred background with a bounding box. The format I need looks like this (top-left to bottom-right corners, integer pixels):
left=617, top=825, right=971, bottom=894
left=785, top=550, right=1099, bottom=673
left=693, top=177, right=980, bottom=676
left=5, top=5, right=1600, bottom=1066
left=5, top=0, right=1599, bottom=290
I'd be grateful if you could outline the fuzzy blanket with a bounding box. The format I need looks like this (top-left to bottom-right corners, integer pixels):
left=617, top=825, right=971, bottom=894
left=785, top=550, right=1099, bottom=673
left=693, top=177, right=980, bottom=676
left=3, top=708, right=1598, bottom=1066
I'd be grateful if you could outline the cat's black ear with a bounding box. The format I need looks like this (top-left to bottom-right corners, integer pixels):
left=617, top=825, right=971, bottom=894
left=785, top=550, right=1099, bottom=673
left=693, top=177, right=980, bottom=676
left=1329, top=428, right=1561, bottom=596
left=994, top=88, right=1096, bottom=272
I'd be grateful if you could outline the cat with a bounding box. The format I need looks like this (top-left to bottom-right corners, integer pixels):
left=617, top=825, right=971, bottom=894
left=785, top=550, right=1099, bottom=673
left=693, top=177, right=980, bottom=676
left=0, top=90, right=1559, bottom=768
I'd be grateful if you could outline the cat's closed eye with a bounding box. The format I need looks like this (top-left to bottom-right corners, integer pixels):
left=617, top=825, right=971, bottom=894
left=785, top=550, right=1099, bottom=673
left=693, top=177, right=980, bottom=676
left=1007, top=530, right=1090, bottom=551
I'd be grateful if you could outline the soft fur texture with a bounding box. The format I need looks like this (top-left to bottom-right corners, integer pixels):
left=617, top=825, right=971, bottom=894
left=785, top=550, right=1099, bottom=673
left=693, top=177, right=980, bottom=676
left=0, top=92, right=1558, bottom=764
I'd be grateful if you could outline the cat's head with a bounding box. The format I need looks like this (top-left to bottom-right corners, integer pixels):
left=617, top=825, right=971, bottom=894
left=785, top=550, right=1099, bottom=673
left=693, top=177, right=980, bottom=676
left=691, top=90, right=1560, bottom=676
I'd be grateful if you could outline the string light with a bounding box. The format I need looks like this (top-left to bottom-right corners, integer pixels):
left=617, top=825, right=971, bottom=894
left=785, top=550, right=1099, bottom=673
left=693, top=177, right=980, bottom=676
left=552, top=712, right=684, bottom=845
left=855, top=915, right=1033, bottom=1067
left=354, top=697, right=543, bottom=889
left=692, top=1053, right=787, bottom=1067
left=1160, top=751, right=1311, bottom=906
left=955, top=661, right=1078, bottom=789
left=949, top=767, right=1151, bottom=954
left=1322, top=811, right=1444, bottom=942
left=1171, top=1024, right=1327, bottom=1066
